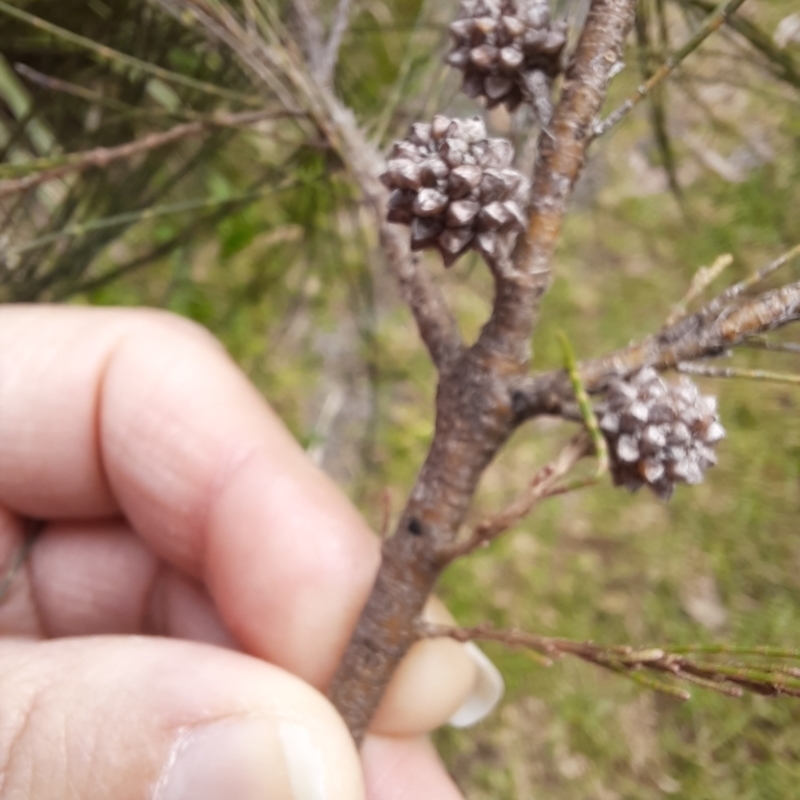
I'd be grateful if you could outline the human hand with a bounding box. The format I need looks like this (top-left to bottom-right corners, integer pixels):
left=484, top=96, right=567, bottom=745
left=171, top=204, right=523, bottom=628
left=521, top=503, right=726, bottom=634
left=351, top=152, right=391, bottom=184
left=0, top=306, right=501, bottom=800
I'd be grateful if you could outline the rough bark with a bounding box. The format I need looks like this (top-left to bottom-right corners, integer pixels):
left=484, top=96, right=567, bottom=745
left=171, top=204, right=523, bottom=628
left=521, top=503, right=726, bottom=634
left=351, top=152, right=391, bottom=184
left=328, top=0, right=639, bottom=744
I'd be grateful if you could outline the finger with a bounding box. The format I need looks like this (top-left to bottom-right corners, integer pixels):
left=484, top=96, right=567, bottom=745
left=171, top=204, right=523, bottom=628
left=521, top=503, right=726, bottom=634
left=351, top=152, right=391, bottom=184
left=0, top=636, right=363, bottom=800
left=0, top=308, right=197, bottom=518
left=0, top=306, right=379, bottom=687
left=361, top=736, right=464, bottom=800
left=20, top=522, right=502, bottom=738
left=27, top=519, right=236, bottom=647
left=0, top=511, right=234, bottom=645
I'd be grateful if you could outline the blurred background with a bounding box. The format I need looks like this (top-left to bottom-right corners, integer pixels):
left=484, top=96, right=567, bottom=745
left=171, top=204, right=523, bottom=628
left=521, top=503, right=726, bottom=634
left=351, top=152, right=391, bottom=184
left=1, top=0, right=799, bottom=796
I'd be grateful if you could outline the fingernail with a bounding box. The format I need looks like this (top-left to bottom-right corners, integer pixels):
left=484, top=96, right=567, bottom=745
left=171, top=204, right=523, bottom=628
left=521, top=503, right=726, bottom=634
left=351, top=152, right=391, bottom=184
left=423, top=597, right=504, bottom=728
left=277, top=721, right=328, bottom=800
left=370, top=597, right=505, bottom=735
left=156, top=717, right=328, bottom=800
left=447, top=642, right=505, bottom=728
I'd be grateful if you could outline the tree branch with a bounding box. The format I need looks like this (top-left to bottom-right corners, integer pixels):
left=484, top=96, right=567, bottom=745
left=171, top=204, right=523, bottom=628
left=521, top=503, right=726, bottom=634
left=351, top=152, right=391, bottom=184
left=442, top=433, right=591, bottom=562
left=316, top=0, right=353, bottom=86
left=0, top=110, right=294, bottom=199
left=420, top=622, right=800, bottom=699
left=512, top=275, right=800, bottom=421
left=484, top=0, right=637, bottom=364
left=329, top=0, right=637, bottom=744
left=148, top=1, right=800, bottom=748
left=594, top=0, right=750, bottom=139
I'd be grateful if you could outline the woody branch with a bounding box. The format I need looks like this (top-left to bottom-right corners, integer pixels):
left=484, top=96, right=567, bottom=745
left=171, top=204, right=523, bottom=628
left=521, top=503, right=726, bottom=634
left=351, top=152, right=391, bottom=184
left=328, top=0, right=638, bottom=744
left=511, top=275, right=800, bottom=422
left=148, top=0, right=791, bottom=747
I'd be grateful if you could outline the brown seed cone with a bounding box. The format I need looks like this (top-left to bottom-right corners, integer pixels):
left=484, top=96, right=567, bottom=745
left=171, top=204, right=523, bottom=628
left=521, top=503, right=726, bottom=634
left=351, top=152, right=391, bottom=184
left=380, top=116, right=529, bottom=267
left=446, top=0, right=567, bottom=119
left=598, top=367, right=725, bottom=500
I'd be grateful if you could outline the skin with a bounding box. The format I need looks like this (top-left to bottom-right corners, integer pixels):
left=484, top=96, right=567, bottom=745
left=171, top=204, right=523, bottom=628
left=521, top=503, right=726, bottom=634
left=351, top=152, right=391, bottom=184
left=0, top=305, right=465, bottom=800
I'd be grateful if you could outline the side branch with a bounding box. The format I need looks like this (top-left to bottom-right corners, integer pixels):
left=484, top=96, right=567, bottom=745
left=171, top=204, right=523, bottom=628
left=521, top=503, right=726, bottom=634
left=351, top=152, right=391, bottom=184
left=700, top=241, right=800, bottom=320
left=443, top=433, right=590, bottom=561
left=0, top=110, right=290, bottom=199
left=679, top=0, right=800, bottom=90
left=379, top=224, right=465, bottom=372
left=483, top=0, right=636, bottom=354
left=513, top=278, right=800, bottom=420
left=677, top=363, right=800, bottom=386
left=420, top=623, right=800, bottom=700
left=316, top=0, right=353, bottom=86
left=287, top=0, right=324, bottom=68
left=594, top=0, right=750, bottom=138
left=326, top=107, right=464, bottom=371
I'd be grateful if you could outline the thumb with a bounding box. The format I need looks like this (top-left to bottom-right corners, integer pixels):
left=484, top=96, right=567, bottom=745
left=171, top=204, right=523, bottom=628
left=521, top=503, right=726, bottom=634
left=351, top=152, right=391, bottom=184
left=0, top=637, right=363, bottom=800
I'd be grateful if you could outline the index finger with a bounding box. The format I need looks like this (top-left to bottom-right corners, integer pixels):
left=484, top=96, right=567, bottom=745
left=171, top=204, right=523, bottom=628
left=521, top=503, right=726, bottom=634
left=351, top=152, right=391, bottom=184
left=0, top=305, right=380, bottom=687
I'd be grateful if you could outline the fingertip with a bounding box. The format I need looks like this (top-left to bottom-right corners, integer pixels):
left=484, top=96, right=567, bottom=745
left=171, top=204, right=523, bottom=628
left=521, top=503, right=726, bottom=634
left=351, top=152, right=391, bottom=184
left=0, top=637, right=365, bottom=800
left=361, top=735, right=464, bottom=800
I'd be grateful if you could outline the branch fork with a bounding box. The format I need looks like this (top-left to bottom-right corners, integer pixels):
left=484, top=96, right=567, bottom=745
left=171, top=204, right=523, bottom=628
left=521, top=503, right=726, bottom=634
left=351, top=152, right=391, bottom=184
left=145, top=0, right=800, bottom=749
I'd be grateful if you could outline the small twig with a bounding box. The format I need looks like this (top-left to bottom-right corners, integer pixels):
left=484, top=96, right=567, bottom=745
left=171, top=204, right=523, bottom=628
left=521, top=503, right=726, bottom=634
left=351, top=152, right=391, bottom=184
left=316, top=0, right=353, bottom=86
left=676, top=362, right=800, bottom=385
left=443, top=433, right=591, bottom=561
left=740, top=337, right=800, bottom=355
left=7, top=184, right=290, bottom=258
left=594, top=0, right=750, bottom=138
left=14, top=63, right=187, bottom=121
left=679, top=0, right=800, bottom=91
left=21, top=166, right=281, bottom=300
left=0, top=110, right=292, bottom=198
left=633, top=3, right=684, bottom=206
left=602, top=658, right=692, bottom=699
left=287, top=0, right=324, bottom=69
left=371, top=0, right=436, bottom=143
left=419, top=622, right=800, bottom=700
left=700, top=241, right=800, bottom=320
left=156, top=0, right=300, bottom=113
left=659, top=643, right=800, bottom=658
left=673, top=670, right=743, bottom=697
left=666, top=253, right=734, bottom=326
